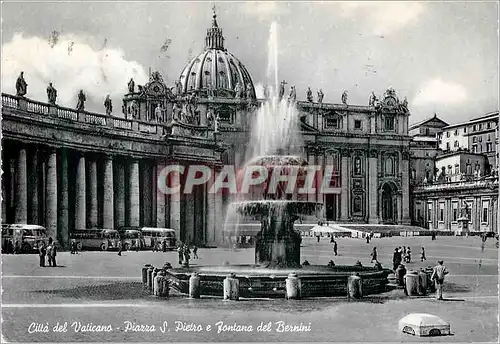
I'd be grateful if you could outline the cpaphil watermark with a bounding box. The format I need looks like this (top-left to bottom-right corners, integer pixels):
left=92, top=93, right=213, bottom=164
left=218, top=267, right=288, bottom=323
left=157, top=164, right=340, bottom=195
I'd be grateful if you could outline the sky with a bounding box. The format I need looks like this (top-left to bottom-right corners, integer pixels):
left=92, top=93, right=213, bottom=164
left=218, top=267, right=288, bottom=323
left=1, top=1, right=498, bottom=125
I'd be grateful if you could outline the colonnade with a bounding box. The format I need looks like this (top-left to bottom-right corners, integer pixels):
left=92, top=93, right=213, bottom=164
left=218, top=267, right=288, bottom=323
left=1, top=141, right=224, bottom=248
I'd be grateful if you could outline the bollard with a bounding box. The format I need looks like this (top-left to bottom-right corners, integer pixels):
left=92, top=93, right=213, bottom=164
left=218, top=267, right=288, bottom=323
left=154, top=271, right=169, bottom=297
left=161, top=273, right=170, bottom=298
left=404, top=271, right=419, bottom=296
left=223, top=273, right=240, bottom=301
left=147, top=266, right=155, bottom=293
left=142, top=264, right=152, bottom=287
left=153, top=268, right=161, bottom=282
left=418, top=269, right=428, bottom=296
left=285, top=273, right=301, bottom=299
left=189, top=272, right=201, bottom=299
left=347, top=274, right=363, bottom=299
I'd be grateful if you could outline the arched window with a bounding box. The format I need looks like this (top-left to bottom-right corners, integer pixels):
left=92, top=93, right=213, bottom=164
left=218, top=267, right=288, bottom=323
left=203, top=71, right=211, bottom=88
left=385, top=157, right=394, bottom=176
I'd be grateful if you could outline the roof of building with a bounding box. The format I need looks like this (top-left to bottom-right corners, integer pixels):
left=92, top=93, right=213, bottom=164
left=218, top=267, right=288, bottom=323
left=178, top=9, right=256, bottom=99
left=409, top=113, right=449, bottom=130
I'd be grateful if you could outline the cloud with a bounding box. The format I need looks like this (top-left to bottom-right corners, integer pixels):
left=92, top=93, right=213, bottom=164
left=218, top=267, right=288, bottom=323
left=242, top=2, right=289, bottom=19
left=412, top=79, right=468, bottom=106
left=341, top=2, right=426, bottom=36
left=1, top=33, right=148, bottom=115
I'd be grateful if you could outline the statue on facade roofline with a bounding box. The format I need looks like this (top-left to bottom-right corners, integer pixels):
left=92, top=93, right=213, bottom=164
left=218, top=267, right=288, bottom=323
left=341, top=90, right=348, bottom=105
left=246, top=85, right=252, bottom=99
left=76, top=90, right=86, bottom=111
left=47, top=83, right=57, bottom=105
left=279, top=80, right=287, bottom=100
left=368, top=91, right=378, bottom=107
left=175, top=80, right=182, bottom=96
left=16, top=71, right=28, bottom=97
left=400, top=96, right=409, bottom=113
left=104, top=95, right=113, bottom=115
left=306, top=87, right=313, bottom=102
left=288, top=85, right=297, bottom=102
left=317, top=89, right=324, bottom=104
left=214, top=114, right=220, bottom=133
left=128, top=78, right=135, bottom=93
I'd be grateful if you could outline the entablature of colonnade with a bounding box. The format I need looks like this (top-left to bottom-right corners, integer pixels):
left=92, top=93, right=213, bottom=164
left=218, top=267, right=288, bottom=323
left=2, top=93, right=223, bottom=163
left=412, top=179, right=499, bottom=198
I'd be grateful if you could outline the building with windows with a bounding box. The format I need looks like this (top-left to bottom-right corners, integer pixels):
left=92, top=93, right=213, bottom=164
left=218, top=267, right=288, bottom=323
left=1, top=12, right=418, bottom=249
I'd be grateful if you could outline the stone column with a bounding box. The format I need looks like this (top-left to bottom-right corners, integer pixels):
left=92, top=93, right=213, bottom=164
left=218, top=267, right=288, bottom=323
left=206, top=168, right=216, bottom=245
left=142, top=162, right=152, bottom=226
left=28, top=147, right=39, bottom=225
left=75, top=154, right=86, bottom=230
left=156, top=162, right=166, bottom=228
left=169, top=165, right=181, bottom=239
left=368, top=150, right=379, bottom=224
left=340, top=149, right=350, bottom=221
left=103, top=155, right=114, bottom=229
left=129, top=159, right=140, bottom=227
left=401, top=150, right=411, bottom=224
left=114, top=160, right=126, bottom=228
left=45, top=149, right=58, bottom=239
left=88, top=158, right=98, bottom=228
left=185, top=192, right=195, bottom=244
left=15, top=147, right=28, bottom=223
left=317, top=152, right=325, bottom=219
left=397, top=194, right=402, bottom=224
left=307, top=150, right=317, bottom=203
left=58, top=148, right=69, bottom=247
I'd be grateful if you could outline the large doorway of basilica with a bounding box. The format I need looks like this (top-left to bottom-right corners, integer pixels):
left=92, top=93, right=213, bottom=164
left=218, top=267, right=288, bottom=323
left=381, top=182, right=397, bottom=224
left=325, top=194, right=337, bottom=221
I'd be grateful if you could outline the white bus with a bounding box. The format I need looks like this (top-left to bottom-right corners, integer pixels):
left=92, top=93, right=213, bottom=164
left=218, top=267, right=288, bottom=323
left=140, top=227, right=177, bottom=250
left=70, top=229, right=120, bottom=251
left=2, top=224, right=48, bottom=253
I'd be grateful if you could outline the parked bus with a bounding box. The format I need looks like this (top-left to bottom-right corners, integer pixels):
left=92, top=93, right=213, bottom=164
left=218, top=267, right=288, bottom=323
left=119, top=228, right=144, bottom=251
left=70, top=229, right=120, bottom=251
left=2, top=224, right=48, bottom=253
left=140, top=227, right=177, bottom=250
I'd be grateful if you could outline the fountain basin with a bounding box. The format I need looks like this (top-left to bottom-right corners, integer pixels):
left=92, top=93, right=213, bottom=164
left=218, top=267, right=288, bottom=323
left=165, top=264, right=391, bottom=298
left=230, top=200, right=322, bottom=218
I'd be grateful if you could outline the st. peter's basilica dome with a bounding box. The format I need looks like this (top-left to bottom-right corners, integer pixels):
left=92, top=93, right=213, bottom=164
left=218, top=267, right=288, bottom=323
left=179, top=11, right=256, bottom=99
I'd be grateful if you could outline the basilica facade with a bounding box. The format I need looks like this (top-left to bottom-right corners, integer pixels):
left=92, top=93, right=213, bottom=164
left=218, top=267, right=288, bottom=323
left=2, top=12, right=415, bottom=248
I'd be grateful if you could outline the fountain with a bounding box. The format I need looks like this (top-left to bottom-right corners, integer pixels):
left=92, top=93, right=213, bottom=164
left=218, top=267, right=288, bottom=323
left=163, top=22, right=391, bottom=298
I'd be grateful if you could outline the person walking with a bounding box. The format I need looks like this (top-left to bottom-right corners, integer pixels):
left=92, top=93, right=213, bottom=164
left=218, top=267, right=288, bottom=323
left=430, top=260, right=449, bottom=300
left=333, top=240, right=338, bottom=256
left=38, top=241, right=46, bottom=267
left=117, top=240, right=123, bottom=256
left=370, top=247, right=378, bottom=263
left=393, top=248, right=402, bottom=271
left=192, top=245, right=199, bottom=259
left=420, top=247, right=426, bottom=262
left=366, top=235, right=370, bottom=244
left=406, top=247, right=412, bottom=263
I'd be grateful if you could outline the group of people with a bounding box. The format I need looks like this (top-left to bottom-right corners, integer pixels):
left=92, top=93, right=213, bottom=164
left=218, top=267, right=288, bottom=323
left=392, top=246, right=423, bottom=269
left=2, top=239, right=20, bottom=254
left=38, top=237, right=57, bottom=267
left=177, top=243, right=199, bottom=266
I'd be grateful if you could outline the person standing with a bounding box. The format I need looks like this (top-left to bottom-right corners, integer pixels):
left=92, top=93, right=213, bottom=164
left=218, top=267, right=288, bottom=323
left=333, top=240, right=338, bottom=256
left=430, top=260, right=449, bottom=300
left=50, top=241, right=57, bottom=267
left=46, top=242, right=53, bottom=267
left=393, top=248, right=402, bottom=271
left=370, top=247, right=378, bottom=263
left=177, top=244, right=184, bottom=265
left=38, top=241, right=46, bottom=267
left=420, top=247, right=426, bottom=262
left=406, top=247, right=412, bottom=263
left=162, top=239, right=167, bottom=253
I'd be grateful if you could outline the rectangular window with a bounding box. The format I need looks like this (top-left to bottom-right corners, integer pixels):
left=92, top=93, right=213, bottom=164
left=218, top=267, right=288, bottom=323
left=479, top=124, right=482, bottom=130
left=463, top=127, right=467, bottom=133
left=446, top=132, right=450, bottom=138
left=473, top=125, right=477, bottom=131
left=354, top=120, right=362, bottom=130
left=454, top=129, right=458, bottom=136
left=439, top=203, right=445, bottom=222
left=446, top=142, right=450, bottom=150
left=452, top=202, right=458, bottom=222
left=473, top=136, right=477, bottom=143
left=325, top=117, right=339, bottom=129
left=482, top=201, right=489, bottom=223
left=472, top=145, right=477, bottom=153
left=487, top=142, right=492, bottom=152
left=487, top=122, right=491, bottom=129
left=427, top=203, right=433, bottom=222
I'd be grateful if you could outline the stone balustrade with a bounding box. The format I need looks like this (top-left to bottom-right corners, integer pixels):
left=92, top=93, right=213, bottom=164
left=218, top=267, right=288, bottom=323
left=414, top=177, right=498, bottom=192
left=1, top=92, right=213, bottom=140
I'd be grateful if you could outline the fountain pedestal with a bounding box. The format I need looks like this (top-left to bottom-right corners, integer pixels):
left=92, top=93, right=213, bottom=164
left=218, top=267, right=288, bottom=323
left=255, top=230, right=301, bottom=268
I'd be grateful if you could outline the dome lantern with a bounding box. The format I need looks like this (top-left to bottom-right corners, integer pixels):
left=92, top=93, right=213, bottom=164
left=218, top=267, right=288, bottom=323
left=205, top=7, right=225, bottom=50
